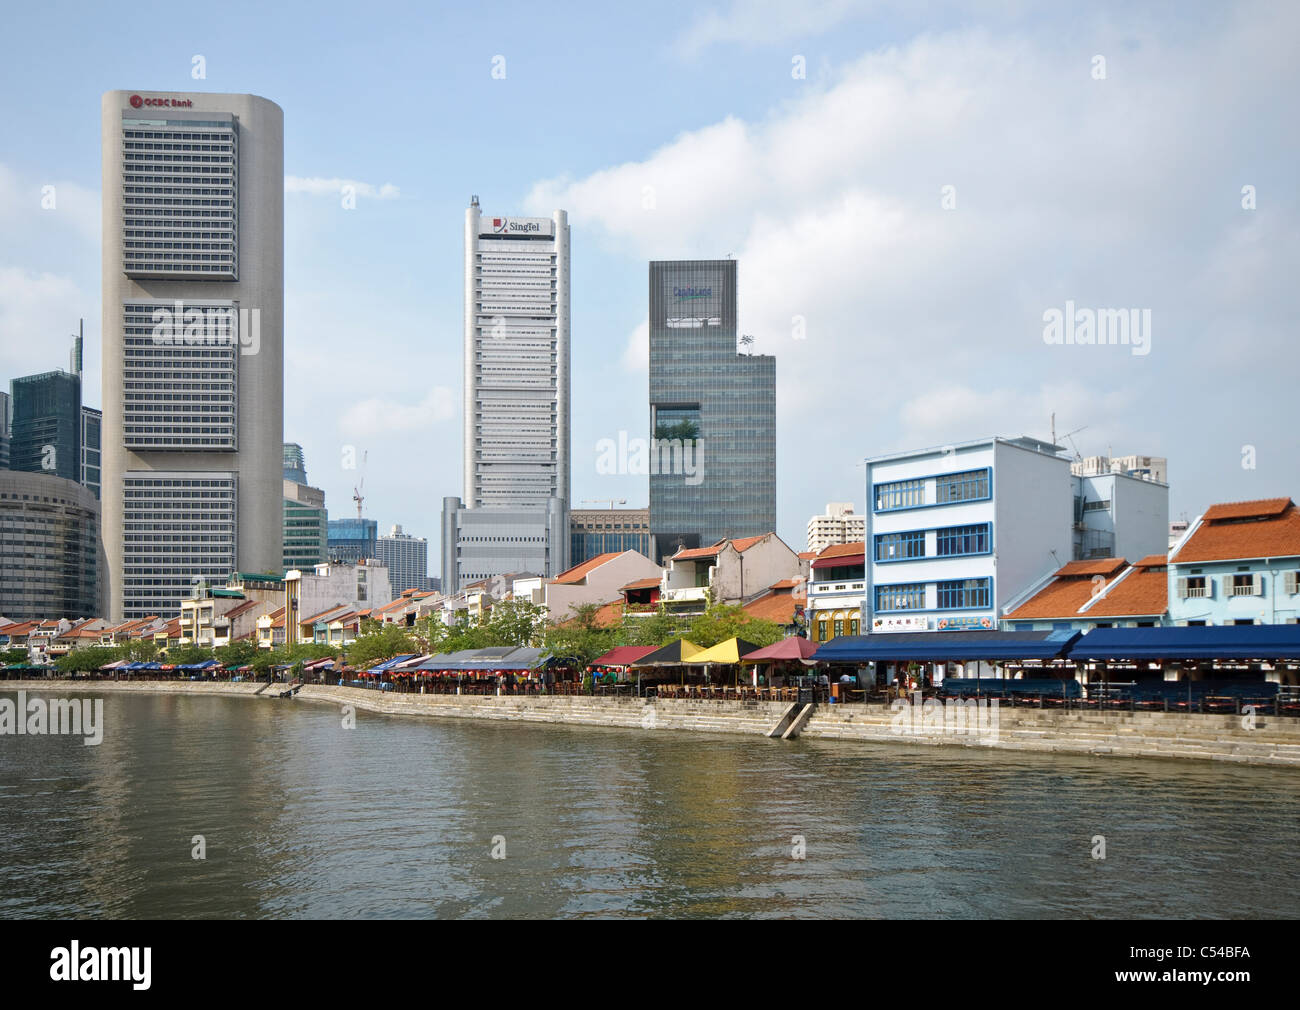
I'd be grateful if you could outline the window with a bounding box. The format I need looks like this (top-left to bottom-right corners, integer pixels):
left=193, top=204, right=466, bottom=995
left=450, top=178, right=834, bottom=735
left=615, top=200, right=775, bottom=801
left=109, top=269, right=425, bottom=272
left=935, top=523, right=990, bottom=557
left=936, top=578, right=991, bottom=610
left=875, top=531, right=924, bottom=561
left=1230, top=574, right=1258, bottom=597
left=876, top=583, right=925, bottom=612
left=935, top=468, right=989, bottom=504
left=1178, top=575, right=1209, bottom=598
left=816, top=618, right=828, bottom=642
left=875, top=479, right=924, bottom=511
left=1082, top=499, right=1111, bottom=512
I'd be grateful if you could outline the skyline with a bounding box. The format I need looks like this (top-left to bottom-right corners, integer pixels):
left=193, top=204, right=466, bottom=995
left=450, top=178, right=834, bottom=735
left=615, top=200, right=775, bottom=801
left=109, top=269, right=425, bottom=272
left=1, top=0, right=1297, bottom=562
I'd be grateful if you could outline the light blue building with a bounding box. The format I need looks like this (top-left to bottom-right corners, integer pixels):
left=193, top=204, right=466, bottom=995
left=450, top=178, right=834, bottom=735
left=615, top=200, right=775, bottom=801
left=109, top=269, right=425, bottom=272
left=1167, top=497, right=1300, bottom=626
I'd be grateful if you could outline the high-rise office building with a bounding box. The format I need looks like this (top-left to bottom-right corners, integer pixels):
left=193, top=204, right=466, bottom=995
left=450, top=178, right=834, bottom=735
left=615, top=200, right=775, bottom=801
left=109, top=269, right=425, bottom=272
left=0, top=390, right=10, bottom=469
left=443, top=196, right=571, bottom=592
left=101, top=90, right=284, bottom=620
left=9, top=370, right=82, bottom=483
left=462, top=197, right=569, bottom=507
left=570, top=507, right=651, bottom=567
left=0, top=471, right=103, bottom=620
left=328, top=517, right=377, bottom=565
left=377, top=524, right=429, bottom=594
left=648, top=260, right=776, bottom=562
left=282, top=442, right=326, bottom=569
left=81, top=407, right=102, bottom=500
left=283, top=442, right=307, bottom=484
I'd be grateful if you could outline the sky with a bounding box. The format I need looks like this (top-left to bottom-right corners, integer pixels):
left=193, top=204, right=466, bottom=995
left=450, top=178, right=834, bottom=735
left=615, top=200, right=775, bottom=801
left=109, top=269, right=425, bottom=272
left=1, top=0, right=1297, bottom=576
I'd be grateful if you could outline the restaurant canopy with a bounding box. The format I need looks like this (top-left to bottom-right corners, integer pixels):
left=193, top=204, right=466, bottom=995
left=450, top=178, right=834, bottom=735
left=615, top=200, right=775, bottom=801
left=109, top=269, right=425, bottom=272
left=684, top=638, right=762, bottom=665
left=367, top=653, right=422, bottom=674
left=1066, top=625, right=1300, bottom=661
left=813, top=630, right=1081, bottom=663
left=743, top=637, right=819, bottom=664
left=175, top=660, right=222, bottom=671
left=412, top=647, right=565, bottom=672
left=629, top=639, right=704, bottom=667
left=591, top=646, right=658, bottom=668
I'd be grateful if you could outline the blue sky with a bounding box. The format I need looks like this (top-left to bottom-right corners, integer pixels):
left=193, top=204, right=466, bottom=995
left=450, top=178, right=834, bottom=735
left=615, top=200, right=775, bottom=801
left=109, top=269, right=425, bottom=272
left=2, top=0, right=1297, bottom=575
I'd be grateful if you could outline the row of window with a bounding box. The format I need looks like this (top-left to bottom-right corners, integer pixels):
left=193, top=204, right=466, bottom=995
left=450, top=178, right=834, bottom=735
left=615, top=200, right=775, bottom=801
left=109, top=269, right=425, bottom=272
left=874, top=468, right=992, bottom=511
left=875, top=577, right=992, bottom=612
left=874, top=523, right=991, bottom=561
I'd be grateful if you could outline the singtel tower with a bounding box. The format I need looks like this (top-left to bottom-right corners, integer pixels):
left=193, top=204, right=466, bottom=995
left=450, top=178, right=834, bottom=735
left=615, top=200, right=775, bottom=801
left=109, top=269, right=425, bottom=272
left=441, top=198, right=570, bottom=592
left=101, top=90, right=284, bottom=620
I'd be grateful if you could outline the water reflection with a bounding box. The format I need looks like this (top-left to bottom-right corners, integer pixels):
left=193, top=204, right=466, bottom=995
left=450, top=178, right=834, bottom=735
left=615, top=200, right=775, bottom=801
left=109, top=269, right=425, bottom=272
left=0, top=693, right=1296, bottom=918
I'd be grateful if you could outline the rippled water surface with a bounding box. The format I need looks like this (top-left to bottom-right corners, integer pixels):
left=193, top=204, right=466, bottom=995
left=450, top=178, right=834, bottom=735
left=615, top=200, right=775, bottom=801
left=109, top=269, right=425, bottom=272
left=1, top=692, right=1297, bottom=918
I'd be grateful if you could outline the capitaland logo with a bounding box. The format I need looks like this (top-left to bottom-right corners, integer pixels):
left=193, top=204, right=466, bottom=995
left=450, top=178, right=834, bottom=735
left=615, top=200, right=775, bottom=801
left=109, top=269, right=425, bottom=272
left=128, top=94, right=194, bottom=109
left=673, top=286, right=713, bottom=299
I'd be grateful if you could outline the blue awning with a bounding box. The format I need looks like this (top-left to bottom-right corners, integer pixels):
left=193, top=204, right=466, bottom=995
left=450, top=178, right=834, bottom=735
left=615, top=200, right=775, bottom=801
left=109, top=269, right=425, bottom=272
left=1067, top=625, right=1300, bottom=661
left=366, top=653, right=421, bottom=673
left=813, top=630, right=1081, bottom=663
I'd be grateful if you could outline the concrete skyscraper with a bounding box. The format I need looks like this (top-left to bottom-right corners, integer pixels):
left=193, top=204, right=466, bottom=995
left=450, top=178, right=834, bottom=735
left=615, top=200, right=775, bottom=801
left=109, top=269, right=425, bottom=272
left=442, top=197, right=571, bottom=592
left=648, top=259, right=776, bottom=562
left=101, top=90, right=284, bottom=620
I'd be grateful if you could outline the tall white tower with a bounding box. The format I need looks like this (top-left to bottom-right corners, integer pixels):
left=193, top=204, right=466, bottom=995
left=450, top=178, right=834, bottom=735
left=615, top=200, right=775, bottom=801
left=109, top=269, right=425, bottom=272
left=463, top=199, right=570, bottom=508
left=101, top=90, right=284, bottom=620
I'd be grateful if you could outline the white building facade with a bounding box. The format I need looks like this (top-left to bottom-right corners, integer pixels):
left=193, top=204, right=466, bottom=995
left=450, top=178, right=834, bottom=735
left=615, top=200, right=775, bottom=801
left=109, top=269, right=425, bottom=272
left=806, top=502, right=865, bottom=554
left=101, top=90, right=284, bottom=620
left=865, top=438, right=1075, bottom=633
left=444, top=198, right=570, bottom=593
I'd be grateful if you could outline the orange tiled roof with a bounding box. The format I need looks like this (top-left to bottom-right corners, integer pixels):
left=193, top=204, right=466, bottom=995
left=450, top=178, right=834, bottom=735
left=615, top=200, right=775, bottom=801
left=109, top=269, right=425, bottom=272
left=554, top=599, right=624, bottom=629
left=1134, top=554, right=1168, bottom=568
left=744, top=590, right=806, bottom=624
left=674, top=535, right=771, bottom=561
left=1201, top=497, right=1290, bottom=521
left=552, top=552, right=623, bottom=585
left=1175, top=499, right=1300, bottom=563
left=816, top=541, right=866, bottom=560
left=620, top=577, right=661, bottom=592
left=1005, top=576, right=1108, bottom=621
left=1053, top=559, right=1128, bottom=578
left=769, top=577, right=803, bottom=589
left=1083, top=565, right=1168, bottom=618
left=224, top=599, right=262, bottom=619
left=798, top=551, right=817, bottom=560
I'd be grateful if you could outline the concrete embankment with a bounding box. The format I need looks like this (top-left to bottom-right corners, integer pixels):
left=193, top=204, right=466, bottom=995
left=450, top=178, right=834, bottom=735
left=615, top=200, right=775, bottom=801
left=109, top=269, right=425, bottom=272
left=5, top=680, right=1300, bottom=768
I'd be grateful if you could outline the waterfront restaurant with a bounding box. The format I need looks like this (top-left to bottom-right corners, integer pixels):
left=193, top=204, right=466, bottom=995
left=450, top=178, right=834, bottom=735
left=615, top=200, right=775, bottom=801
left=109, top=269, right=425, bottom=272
left=1064, top=625, right=1300, bottom=711
left=813, top=629, right=1083, bottom=693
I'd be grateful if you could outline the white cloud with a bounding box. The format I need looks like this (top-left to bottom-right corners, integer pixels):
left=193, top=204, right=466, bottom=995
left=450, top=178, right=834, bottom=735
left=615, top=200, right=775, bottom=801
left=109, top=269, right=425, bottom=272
left=0, top=266, right=90, bottom=378
left=284, top=176, right=401, bottom=200
left=338, top=386, right=456, bottom=439
left=537, top=2, right=1300, bottom=531
left=622, top=319, right=649, bottom=372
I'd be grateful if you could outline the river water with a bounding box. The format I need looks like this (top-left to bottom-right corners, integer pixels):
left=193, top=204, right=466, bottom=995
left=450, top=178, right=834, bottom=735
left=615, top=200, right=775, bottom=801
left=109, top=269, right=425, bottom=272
left=1, top=692, right=1296, bottom=918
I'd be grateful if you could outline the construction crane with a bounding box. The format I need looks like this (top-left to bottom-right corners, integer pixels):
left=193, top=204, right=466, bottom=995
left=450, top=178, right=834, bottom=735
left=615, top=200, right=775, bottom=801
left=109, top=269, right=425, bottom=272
left=353, top=450, right=368, bottom=519
left=580, top=499, right=626, bottom=510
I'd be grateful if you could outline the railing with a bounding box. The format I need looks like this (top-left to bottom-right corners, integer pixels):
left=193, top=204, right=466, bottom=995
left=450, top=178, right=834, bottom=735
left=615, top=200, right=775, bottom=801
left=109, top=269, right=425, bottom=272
left=662, top=586, right=709, bottom=602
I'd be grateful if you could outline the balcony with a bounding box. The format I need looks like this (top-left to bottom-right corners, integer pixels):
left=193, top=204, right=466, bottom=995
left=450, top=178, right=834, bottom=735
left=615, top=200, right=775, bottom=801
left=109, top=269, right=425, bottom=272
left=812, top=581, right=865, bottom=594
left=662, top=586, right=710, bottom=604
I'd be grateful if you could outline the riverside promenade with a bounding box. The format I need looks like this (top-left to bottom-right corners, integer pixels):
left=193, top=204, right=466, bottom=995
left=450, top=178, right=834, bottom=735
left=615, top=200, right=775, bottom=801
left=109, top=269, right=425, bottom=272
left=5, top=680, right=1300, bottom=768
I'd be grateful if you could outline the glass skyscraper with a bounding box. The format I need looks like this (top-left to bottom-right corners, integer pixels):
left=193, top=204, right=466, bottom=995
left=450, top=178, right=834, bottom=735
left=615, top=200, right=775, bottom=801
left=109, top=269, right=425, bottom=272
left=648, top=260, right=776, bottom=561
left=9, top=370, right=82, bottom=483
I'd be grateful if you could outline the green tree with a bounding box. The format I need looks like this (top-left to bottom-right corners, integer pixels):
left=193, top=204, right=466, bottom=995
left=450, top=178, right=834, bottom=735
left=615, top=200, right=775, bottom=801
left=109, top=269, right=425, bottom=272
left=1, top=648, right=28, bottom=665
left=216, top=639, right=257, bottom=670
left=486, top=597, right=547, bottom=647
left=543, top=603, right=620, bottom=668
left=687, top=604, right=783, bottom=648
left=55, top=646, right=120, bottom=674
left=123, top=638, right=160, bottom=663
left=623, top=610, right=685, bottom=648
left=346, top=623, right=418, bottom=668
left=437, top=614, right=495, bottom=654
